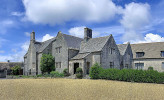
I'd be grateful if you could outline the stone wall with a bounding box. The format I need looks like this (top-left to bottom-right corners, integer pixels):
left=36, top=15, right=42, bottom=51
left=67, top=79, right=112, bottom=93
left=101, top=36, right=120, bottom=69
left=52, top=33, right=69, bottom=73
left=122, top=44, right=133, bottom=69
left=133, top=59, right=164, bottom=72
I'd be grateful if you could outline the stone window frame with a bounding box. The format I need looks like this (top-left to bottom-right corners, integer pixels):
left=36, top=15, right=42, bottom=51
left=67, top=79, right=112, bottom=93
left=160, top=51, right=164, bottom=57
left=135, top=63, right=144, bottom=70
left=55, top=62, right=61, bottom=68
left=110, top=62, right=114, bottom=68
left=162, top=62, right=164, bottom=70
left=56, top=47, right=62, bottom=53
left=125, top=64, right=129, bottom=69
left=136, top=52, right=144, bottom=58
left=109, top=48, right=115, bottom=55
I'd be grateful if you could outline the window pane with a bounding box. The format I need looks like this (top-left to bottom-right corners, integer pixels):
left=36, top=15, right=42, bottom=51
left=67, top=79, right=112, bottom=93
left=162, top=62, right=164, bottom=69
left=135, top=63, right=144, bottom=69
left=136, top=52, right=144, bottom=58
left=161, top=51, right=164, bottom=57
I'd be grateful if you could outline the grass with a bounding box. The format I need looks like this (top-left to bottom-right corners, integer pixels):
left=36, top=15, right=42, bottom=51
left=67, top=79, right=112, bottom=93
left=0, top=79, right=164, bottom=100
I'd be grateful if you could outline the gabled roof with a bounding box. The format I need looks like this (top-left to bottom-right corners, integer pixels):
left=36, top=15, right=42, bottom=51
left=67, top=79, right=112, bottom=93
left=71, top=53, right=90, bottom=60
left=131, top=42, right=164, bottom=59
left=62, top=34, right=83, bottom=49
left=117, top=44, right=128, bottom=55
left=79, top=35, right=111, bottom=53
left=38, top=37, right=56, bottom=53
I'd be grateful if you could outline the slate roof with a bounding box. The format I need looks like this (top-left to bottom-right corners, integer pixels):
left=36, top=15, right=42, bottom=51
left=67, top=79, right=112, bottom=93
left=131, top=42, right=164, bottom=59
left=0, top=62, right=23, bottom=70
left=117, top=44, right=128, bottom=55
left=79, top=35, right=111, bottom=53
left=62, top=34, right=83, bottom=49
left=71, top=53, right=90, bottom=60
left=37, top=37, right=56, bottom=52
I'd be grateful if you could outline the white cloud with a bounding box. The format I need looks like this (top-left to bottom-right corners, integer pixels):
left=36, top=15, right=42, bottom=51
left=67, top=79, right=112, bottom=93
left=68, top=26, right=101, bottom=38
left=22, top=0, right=121, bottom=25
left=25, top=32, right=30, bottom=37
left=129, top=33, right=164, bottom=44
left=0, top=41, right=30, bottom=62
left=21, top=41, right=30, bottom=51
left=68, top=26, right=124, bottom=38
left=0, top=38, right=7, bottom=48
left=11, top=12, right=24, bottom=16
left=42, top=34, right=54, bottom=42
left=0, top=50, right=5, bottom=53
left=0, top=20, right=14, bottom=34
left=120, top=2, right=150, bottom=42
left=69, top=26, right=86, bottom=38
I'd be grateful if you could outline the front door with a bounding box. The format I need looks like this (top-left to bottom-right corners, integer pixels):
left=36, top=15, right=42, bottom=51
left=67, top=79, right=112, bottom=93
left=74, top=63, right=79, bottom=74
left=86, top=62, right=90, bottom=74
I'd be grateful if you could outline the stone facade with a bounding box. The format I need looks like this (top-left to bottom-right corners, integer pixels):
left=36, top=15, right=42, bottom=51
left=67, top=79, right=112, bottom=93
left=131, top=42, right=164, bottom=72
left=24, top=28, right=133, bottom=76
left=133, top=59, right=164, bottom=72
left=24, top=27, right=164, bottom=76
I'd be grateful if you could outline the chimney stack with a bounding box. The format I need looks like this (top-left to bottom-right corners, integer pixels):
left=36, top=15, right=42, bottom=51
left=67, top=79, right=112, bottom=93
left=30, top=31, right=35, bottom=42
left=84, top=27, right=92, bottom=42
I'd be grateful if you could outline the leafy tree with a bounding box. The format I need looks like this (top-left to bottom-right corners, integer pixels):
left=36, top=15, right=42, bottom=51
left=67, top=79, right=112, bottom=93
left=40, top=54, right=55, bottom=74
left=11, top=65, right=21, bottom=75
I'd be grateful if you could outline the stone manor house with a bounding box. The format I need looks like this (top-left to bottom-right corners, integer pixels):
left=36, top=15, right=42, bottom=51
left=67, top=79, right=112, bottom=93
left=24, top=28, right=164, bottom=76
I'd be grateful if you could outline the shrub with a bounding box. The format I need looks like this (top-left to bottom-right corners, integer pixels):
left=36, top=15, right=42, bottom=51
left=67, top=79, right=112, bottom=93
left=90, top=64, right=164, bottom=84
left=10, top=65, right=21, bottom=75
left=76, top=68, right=83, bottom=73
left=148, top=67, right=154, bottom=70
left=63, top=68, right=70, bottom=76
left=50, top=71, right=64, bottom=78
left=89, top=63, right=102, bottom=79
left=36, top=74, right=43, bottom=77
left=76, top=68, right=83, bottom=79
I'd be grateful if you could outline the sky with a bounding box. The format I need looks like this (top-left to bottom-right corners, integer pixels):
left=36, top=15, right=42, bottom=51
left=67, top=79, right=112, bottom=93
left=0, top=0, right=164, bottom=62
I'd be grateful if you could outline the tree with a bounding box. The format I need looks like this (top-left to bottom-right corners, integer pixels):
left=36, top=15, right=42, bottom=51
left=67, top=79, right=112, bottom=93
left=11, top=65, right=21, bottom=75
left=40, top=54, right=55, bottom=74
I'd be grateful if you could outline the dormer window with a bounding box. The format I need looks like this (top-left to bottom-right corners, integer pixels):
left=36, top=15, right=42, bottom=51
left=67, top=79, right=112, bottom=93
left=136, top=52, right=144, bottom=58
left=161, top=51, right=164, bottom=57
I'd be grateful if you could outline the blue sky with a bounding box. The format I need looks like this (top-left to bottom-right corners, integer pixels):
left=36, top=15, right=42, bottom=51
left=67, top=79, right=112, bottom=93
left=0, top=0, right=164, bottom=62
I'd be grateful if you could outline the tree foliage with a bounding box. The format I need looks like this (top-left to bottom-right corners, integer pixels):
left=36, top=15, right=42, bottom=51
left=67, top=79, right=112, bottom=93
left=11, top=65, right=21, bottom=75
left=40, top=54, right=55, bottom=74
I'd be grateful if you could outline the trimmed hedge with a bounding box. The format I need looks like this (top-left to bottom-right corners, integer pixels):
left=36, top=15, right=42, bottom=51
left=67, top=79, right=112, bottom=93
left=90, top=64, right=164, bottom=84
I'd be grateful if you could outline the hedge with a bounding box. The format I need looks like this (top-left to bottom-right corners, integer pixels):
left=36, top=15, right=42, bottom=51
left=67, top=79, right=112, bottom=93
left=50, top=71, right=64, bottom=78
left=90, top=64, right=164, bottom=84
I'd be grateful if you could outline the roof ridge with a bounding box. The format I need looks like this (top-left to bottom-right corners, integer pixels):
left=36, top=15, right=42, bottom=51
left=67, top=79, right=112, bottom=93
left=131, top=41, right=164, bottom=45
left=62, top=33, right=83, bottom=40
left=91, top=35, right=111, bottom=39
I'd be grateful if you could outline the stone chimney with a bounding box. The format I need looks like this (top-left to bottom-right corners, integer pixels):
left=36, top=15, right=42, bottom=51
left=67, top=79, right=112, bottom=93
left=30, top=31, right=35, bottom=42
left=84, top=27, right=92, bottom=42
